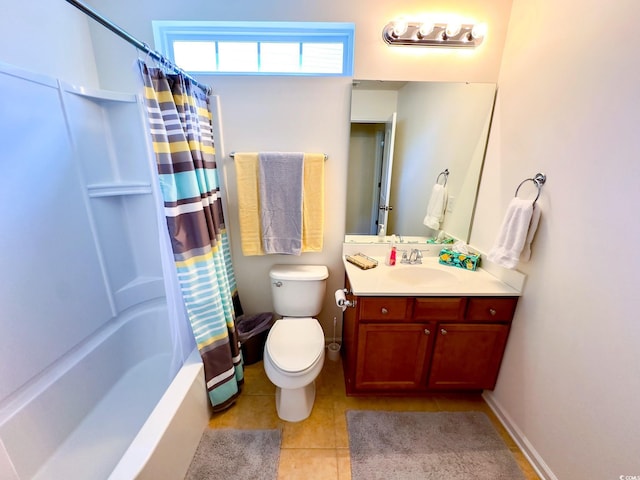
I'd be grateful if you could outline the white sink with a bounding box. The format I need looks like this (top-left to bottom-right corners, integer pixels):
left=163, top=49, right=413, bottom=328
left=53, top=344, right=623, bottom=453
left=341, top=247, right=523, bottom=296
left=387, top=266, right=459, bottom=286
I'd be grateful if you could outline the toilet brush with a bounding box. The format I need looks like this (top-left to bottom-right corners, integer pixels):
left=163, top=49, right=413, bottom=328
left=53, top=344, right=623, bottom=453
left=328, top=316, right=340, bottom=361
left=332, top=316, right=336, bottom=346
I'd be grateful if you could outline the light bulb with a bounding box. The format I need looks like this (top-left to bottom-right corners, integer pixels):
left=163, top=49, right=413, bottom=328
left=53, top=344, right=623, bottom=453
left=391, top=19, right=409, bottom=37
left=471, top=23, right=487, bottom=39
left=417, top=22, right=434, bottom=38
left=445, top=23, right=461, bottom=38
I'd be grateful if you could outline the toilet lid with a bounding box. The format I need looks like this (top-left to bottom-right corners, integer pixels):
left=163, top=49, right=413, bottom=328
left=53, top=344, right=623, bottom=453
left=266, top=318, right=324, bottom=373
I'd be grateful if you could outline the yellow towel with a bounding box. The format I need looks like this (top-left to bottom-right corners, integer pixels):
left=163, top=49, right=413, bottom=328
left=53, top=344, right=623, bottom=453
left=235, top=152, right=325, bottom=255
left=302, top=153, right=325, bottom=252
left=234, top=153, right=265, bottom=256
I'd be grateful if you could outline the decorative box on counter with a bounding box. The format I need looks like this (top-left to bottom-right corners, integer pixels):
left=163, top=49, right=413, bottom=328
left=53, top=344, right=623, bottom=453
left=427, top=236, right=454, bottom=244
left=438, top=248, right=480, bottom=271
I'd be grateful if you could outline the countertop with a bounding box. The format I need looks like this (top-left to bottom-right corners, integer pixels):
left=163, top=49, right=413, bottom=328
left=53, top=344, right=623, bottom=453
left=343, top=254, right=521, bottom=297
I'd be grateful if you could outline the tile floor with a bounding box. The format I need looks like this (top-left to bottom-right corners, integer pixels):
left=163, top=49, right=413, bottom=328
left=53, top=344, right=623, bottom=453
left=208, top=357, right=540, bottom=480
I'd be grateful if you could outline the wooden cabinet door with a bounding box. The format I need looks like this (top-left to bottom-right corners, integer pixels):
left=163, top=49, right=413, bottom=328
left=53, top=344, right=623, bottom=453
left=355, top=322, right=434, bottom=391
left=428, top=323, right=510, bottom=390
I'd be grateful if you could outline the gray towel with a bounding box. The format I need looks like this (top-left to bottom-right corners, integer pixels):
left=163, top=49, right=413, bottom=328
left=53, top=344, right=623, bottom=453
left=258, top=152, right=304, bottom=255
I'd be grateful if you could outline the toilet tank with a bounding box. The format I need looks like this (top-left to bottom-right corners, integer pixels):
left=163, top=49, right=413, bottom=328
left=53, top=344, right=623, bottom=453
left=269, top=265, right=329, bottom=317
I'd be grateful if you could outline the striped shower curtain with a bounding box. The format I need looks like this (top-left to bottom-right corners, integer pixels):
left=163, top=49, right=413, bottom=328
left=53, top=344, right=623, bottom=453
left=138, top=61, right=243, bottom=411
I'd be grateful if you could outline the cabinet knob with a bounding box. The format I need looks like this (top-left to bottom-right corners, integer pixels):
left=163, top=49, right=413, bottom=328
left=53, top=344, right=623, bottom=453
left=424, top=328, right=431, bottom=335
left=489, top=308, right=497, bottom=316
left=440, top=328, right=448, bottom=335
left=381, top=307, right=388, bottom=314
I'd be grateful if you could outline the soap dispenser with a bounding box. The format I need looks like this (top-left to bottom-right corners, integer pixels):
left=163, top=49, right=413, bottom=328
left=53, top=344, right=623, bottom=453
left=378, top=224, right=386, bottom=242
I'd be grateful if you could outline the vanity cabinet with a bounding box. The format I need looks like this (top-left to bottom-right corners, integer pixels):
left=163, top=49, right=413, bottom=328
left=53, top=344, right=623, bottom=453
left=342, top=293, right=518, bottom=394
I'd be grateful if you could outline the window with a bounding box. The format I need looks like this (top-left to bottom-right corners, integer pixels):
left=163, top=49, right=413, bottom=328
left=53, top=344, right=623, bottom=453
left=152, top=21, right=355, bottom=76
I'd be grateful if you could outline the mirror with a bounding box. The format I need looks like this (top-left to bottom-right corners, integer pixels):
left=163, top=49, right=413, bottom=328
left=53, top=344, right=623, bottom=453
left=346, top=80, right=496, bottom=243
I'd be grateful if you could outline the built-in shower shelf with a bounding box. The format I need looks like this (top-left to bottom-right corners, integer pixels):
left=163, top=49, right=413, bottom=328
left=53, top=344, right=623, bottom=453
left=114, top=276, right=165, bottom=313
left=61, top=81, right=138, bottom=104
left=87, top=182, right=152, bottom=198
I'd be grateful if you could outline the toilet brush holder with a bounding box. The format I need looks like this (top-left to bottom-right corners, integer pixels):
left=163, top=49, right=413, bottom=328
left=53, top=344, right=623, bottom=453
left=327, top=342, right=341, bottom=361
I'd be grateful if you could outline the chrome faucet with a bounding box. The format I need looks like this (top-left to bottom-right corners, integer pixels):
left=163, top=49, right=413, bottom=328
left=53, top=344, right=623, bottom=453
left=401, top=248, right=423, bottom=265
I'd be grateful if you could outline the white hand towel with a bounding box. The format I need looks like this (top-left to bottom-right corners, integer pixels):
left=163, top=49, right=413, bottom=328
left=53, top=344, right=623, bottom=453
left=422, top=184, right=448, bottom=230
left=520, top=204, right=541, bottom=262
left=487, top=198, right=539, bottom=269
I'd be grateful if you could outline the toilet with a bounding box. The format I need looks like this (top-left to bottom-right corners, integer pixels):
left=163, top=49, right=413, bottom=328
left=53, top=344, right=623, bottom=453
left=263, top=264, right=328, bottom=422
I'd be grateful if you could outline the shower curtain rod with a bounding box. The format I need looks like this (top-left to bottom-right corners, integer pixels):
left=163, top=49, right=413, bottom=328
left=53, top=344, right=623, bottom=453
left=64, top=0, right=212, bottom=95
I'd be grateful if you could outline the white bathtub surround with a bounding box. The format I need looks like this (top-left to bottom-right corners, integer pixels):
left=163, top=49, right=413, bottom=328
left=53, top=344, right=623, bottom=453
left=0, top=62, right=207, bottom=480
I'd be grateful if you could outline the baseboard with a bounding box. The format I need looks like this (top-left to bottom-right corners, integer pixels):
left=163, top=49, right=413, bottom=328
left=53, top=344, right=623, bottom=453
left=482, top=391, right=558, bottom=480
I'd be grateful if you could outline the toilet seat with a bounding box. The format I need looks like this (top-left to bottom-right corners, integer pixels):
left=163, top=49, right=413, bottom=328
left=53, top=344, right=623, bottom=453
left=266, top=318, right=324, bottom=374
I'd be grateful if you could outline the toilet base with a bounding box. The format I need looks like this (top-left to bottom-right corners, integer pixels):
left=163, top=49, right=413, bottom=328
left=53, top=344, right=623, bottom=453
left=275, top=381, right=316, bottom=422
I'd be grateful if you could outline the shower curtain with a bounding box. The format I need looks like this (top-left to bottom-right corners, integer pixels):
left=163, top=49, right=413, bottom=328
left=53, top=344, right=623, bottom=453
left=138, top=61, right=243, bottom=411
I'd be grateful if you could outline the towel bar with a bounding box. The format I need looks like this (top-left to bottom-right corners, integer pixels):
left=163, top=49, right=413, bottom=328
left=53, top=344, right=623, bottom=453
left=229, top=151, right=328, bottom=160
left=515, top=173, right=546, bottom=205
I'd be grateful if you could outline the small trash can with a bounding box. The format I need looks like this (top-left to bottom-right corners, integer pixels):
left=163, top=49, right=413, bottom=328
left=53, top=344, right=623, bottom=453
left=236, top=312, right=274, bottom=365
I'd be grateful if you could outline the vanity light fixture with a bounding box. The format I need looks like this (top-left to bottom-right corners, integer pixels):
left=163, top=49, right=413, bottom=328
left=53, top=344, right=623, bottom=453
left=390, top=19, right=409, bottom=38
left=445, top=22, right=462, bottom=38
left=382, top=20, right=486, bottom=48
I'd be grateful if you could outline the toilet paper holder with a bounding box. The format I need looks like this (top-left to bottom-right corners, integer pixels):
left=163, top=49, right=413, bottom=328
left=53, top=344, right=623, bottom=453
left=337, top=288, right=357, bottom=309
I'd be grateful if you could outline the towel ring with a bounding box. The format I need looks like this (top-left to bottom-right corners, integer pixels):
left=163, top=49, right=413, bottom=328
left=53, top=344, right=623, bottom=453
left=515, top=173, right=546, bottom=205
left=436, top=169, right=449, bottom=187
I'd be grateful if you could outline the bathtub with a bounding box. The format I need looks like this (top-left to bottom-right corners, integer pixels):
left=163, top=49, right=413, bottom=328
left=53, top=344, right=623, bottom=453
left=0, top=302, right=208, bottom=480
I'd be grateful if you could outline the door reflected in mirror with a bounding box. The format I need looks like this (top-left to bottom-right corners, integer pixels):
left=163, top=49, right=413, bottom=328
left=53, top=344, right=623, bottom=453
left=346, top=81, right=496, bottom=243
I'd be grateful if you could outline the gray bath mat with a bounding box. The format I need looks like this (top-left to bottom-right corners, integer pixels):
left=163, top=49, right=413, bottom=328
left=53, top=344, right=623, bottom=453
left=184, top=428, right=281, bottom=480
left=346, top=410, right=525, bottom=480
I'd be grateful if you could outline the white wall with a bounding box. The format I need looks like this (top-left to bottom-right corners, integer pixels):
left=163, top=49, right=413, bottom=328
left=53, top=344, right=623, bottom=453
left=212, top=76, right=352, bottom=334
left=0, top=0, right=98, bottom=87
left=474, top=0, right=640, bottom=478
left=350, top=89, right=399, bottom=122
